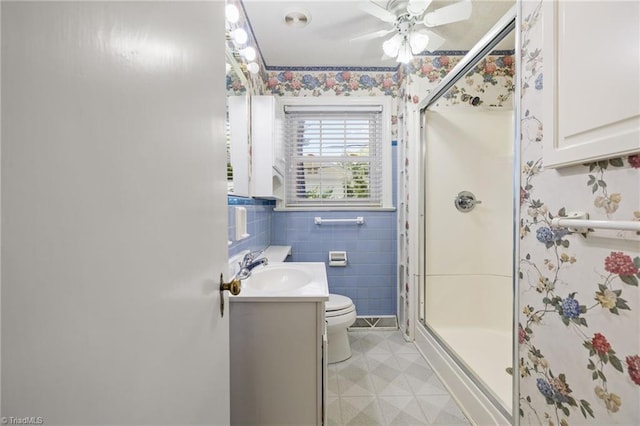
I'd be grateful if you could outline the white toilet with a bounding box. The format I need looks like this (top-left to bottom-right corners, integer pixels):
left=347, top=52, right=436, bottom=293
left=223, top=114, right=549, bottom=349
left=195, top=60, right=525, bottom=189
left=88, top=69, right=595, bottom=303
left=325, top=293, right=357, bottom=363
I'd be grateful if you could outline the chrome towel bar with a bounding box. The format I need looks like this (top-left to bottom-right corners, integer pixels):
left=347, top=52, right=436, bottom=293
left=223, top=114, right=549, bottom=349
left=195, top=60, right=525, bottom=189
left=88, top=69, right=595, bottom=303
left=314, top=216, right=364, bottom=225
left=551, top=211, right=640, bottom=233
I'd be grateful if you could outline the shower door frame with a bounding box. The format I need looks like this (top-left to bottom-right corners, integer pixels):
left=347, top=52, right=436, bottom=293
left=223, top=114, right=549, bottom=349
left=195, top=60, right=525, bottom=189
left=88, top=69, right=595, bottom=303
left=412, top=4, right=521, bottom=425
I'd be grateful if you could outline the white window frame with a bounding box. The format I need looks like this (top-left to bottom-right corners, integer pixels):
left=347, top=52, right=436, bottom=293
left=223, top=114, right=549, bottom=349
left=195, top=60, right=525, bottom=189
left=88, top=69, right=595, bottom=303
left=276, top=96, right=393, bottom=211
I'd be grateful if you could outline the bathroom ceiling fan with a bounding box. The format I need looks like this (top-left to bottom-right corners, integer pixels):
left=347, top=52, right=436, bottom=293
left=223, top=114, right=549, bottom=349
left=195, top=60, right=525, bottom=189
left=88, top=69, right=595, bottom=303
left=352, top=0, right=473, bottom=63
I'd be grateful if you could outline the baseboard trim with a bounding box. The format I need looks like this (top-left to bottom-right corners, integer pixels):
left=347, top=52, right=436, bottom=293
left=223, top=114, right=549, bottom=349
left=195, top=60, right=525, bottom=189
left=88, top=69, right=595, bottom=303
left=349, top=315, right=398, bottom=330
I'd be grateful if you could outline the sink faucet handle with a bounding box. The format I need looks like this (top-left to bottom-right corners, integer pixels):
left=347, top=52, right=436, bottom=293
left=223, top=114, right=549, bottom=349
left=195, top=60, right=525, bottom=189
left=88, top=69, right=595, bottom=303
left=246, top=250, right=263, bottom=261
left=240, top=250, right=264, bottom=267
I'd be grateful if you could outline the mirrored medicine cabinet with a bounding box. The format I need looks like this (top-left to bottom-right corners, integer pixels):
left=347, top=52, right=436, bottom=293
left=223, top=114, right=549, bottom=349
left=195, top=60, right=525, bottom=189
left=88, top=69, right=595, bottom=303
left=226, top=47, right=251, bottom=197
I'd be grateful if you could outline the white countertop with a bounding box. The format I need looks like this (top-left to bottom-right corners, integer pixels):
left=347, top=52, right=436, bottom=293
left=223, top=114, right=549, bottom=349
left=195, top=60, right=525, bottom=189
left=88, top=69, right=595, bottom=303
left=230, top=261, right=329, bottom=303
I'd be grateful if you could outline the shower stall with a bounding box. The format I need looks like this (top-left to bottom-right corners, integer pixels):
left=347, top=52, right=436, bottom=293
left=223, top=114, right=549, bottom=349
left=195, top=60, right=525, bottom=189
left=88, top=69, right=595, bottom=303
left=422, top=107, right=514, bottom=410
left=412, top=6, right=518, bottom=425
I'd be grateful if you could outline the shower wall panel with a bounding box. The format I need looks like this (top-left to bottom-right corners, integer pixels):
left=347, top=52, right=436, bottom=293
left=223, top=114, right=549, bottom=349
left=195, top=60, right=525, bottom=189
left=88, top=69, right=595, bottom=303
left=425, top=108, right=514, bottom=280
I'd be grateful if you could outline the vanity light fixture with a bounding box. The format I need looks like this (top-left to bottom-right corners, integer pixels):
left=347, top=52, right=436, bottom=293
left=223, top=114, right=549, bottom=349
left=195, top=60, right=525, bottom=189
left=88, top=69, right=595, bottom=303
left=225, top=1, right=259, bottom=76
left=246, top=62, right=260, bottom=74
left=225, top=4, right=240, bottom=24
left=231, top=28, right=248, bottom=45
left=240, top=46, right=256, bottom=61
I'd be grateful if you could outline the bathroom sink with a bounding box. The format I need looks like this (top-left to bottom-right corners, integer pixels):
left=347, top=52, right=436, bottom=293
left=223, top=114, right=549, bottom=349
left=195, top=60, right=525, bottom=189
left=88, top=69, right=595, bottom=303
left=230, top=261, right=329, bottom=302
left=243, top=264, right=313, bottom=292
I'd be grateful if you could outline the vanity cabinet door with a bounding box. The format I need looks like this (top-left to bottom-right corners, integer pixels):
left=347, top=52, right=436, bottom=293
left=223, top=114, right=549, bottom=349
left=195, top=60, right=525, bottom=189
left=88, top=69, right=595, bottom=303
left=542, top=0, right=640, bottom=168
left=230, top=302, right=323, bottom=425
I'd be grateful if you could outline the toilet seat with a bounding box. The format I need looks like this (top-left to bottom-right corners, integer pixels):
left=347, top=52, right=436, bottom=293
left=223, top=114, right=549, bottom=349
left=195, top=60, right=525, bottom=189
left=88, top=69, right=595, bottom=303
left=326, top=294, right=354, bottom=317
left=326, top=293, right=352, bottom=310
left=326, top=304, right=356, bottom=318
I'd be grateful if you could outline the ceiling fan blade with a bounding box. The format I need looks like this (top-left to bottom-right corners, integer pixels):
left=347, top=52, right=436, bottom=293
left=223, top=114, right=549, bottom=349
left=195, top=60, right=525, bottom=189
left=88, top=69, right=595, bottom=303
left=407, top=0, right=432, bottom=17
left=350, top=28, right=395, bottom=42
left=422, top=0, right=472, bottom=27
left=358, top=1, right=397, bottom=23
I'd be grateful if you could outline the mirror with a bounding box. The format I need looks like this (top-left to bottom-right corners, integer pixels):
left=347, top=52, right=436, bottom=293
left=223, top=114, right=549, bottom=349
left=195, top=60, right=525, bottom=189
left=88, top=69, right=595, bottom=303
left=226, top=48, right=250, bottom=196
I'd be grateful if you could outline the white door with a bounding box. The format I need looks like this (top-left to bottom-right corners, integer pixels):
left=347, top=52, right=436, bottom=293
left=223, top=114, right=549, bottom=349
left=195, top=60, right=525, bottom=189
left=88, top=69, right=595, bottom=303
left=1, top=2, right=230, bottom=425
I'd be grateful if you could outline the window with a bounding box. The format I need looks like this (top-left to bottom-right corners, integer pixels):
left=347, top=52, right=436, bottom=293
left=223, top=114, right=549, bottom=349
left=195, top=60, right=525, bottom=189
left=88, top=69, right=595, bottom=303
left=282, top=97, right=392, bottom=209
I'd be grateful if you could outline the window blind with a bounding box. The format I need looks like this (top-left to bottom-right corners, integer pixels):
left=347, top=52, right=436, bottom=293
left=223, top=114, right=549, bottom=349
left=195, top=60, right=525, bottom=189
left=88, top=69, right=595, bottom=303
left=284, top=106, right=383, bottom=207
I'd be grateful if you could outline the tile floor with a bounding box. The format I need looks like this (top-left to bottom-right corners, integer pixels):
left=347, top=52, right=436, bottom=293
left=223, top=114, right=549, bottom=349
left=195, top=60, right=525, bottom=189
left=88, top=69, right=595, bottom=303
left=327, top=330, right=471, bottom=426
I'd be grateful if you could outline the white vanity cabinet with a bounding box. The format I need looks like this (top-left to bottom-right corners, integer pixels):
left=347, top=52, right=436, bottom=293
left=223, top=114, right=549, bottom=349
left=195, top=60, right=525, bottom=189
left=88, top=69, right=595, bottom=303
left=230, top=301, right=326, bottom=426
left=542, top=0, right=640, bottom=167
left=251, top=95, right=285, bottom=199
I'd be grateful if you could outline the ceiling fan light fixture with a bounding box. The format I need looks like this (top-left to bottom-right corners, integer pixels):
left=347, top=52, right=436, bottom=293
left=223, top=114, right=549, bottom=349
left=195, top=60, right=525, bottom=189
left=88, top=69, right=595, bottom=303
left=382, top=34, right=403, bottom=57
left=409, top=31, right=429, bottom=54
left=396, top=39, right=413, bottom=63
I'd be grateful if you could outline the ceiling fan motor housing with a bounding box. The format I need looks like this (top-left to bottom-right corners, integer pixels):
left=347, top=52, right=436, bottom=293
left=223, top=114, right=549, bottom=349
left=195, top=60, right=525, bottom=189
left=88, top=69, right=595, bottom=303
left=395, top=14, right=417, bottom=35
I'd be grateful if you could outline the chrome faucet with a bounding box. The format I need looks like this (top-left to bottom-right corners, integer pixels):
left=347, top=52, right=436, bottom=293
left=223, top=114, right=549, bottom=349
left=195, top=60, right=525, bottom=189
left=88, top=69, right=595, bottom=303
left=237, top=250, right=268, bottom=280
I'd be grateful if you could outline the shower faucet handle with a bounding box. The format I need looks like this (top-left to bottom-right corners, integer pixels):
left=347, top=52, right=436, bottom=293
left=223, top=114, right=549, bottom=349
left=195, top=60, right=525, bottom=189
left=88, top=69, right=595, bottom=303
left=454, top=191, right=482, bottom=212
left=461, top=196, right=482, bottom=206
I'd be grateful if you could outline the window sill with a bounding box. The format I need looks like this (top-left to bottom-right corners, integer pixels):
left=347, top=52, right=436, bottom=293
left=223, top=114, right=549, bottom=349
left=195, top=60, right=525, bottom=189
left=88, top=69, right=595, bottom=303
left=273, top=206, right=397, bottom=212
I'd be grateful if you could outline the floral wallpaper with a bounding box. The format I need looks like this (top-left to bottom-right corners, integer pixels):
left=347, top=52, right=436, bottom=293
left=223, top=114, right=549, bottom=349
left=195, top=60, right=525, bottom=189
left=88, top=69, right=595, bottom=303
left=397, top=52, right=515, bottom=107
left=263, top=68, right=399, bottom=97
left=518, top=2, right=640, bottom=425
left=226, top=72, right=247, bottom=95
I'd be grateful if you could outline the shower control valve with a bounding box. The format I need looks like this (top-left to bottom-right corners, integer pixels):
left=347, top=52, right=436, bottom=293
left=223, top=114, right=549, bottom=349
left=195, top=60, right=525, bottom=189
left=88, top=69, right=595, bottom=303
left=454, top=191, right=482, bottom=213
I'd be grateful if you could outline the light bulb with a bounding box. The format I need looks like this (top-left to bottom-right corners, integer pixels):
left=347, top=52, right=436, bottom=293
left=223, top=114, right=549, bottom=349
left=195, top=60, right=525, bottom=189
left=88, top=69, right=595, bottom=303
left=225, top=4, right=239, bottom=23
left=396, top=39, right=413, bottom=63
left=240, top=46, right=256, bottom=61
left=231, top=28, right=248, bottom=45
left=382, top=34, right=402, bottom=57
left=409, top=32, right=429, bottom=54
left=246, top=62, right=260, bottom=74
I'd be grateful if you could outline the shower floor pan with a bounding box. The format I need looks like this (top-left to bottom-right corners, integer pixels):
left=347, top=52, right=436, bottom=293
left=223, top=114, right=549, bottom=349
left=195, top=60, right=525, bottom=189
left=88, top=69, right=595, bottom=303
left=433, top=326, right=512, bottom=410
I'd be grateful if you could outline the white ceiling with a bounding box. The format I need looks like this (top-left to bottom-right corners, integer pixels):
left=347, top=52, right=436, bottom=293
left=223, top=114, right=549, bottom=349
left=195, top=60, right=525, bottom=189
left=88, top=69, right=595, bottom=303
left=241, top=0, right=515, bottom=69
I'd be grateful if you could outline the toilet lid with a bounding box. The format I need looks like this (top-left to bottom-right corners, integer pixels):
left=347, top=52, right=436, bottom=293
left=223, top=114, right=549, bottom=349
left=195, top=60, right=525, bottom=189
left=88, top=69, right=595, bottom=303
left=326, top=294, right=353, bottom=312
